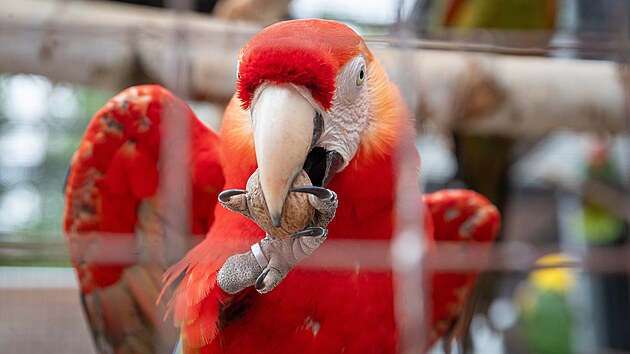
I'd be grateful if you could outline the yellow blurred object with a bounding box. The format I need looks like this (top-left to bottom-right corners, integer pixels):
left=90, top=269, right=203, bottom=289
left=529, top=253, right=576, bottom=293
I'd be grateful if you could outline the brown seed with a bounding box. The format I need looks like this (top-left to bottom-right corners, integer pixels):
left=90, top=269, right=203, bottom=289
left=246, top=169, right=315, bottom=239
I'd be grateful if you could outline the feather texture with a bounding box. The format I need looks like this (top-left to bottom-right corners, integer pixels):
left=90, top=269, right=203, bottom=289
left=64, top=20, right=501, bottom=354
left=167, top=19, right=500, bottom=354
left=63, top=85, right=224, bottom=353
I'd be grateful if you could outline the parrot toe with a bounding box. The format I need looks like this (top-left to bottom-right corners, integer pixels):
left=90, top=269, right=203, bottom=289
left=255, top=267, right=285, bottom=294
left=218, top=189, right=250, bottom=217
left=292, top=186, right=338, bottom=228
left=217, top=251, right=264, bottom=295
left=255, top=268, right=271, bottom=291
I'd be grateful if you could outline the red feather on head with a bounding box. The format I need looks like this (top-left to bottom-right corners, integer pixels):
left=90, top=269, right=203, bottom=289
left=236, top=19, right=365, bottom=111
left=237, top=48, right=336, bottom=110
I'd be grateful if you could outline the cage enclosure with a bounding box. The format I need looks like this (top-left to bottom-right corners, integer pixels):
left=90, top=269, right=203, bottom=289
left=1, top=0, right=629, bottom=353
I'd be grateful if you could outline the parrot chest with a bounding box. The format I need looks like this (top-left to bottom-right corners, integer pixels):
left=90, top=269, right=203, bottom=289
left=219, top=269, right=397, bottom=354
left=211, top=164, right=400, bottom=353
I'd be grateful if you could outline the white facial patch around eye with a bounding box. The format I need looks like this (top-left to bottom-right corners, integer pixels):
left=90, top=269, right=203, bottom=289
left=318, top=55, right=370, bottom=171
left=335, top=56, right=367, bottom=104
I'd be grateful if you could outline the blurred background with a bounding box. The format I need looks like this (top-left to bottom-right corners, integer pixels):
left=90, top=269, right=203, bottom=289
left=1, top=0, right=629, bottom=353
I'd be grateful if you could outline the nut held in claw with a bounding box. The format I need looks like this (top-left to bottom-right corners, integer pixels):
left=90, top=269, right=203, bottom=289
left=246, top=169, right=315, bottom=239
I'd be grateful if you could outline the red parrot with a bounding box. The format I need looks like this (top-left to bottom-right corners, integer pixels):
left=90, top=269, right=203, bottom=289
left=162, top=19, right=500, bottom=353
left=63, top=19, right=499, bottom=354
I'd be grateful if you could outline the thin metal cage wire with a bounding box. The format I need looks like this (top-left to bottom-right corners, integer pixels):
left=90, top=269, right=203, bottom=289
left=2, top=1, right=630, bottom=353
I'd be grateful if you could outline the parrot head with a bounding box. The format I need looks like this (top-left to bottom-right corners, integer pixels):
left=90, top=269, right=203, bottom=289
left=234, top=19, right=404, bottom=226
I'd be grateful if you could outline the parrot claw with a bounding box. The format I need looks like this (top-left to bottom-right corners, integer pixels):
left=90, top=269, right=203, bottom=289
left=255, top=268, right=271, bottom=291
left=218, top=189, right=247, bottom=202
left=255, top=267, right=285, bottom=294
left=291, top=186, right=334, bottom=201
left=218, top=189, right=251, bottom=218
left=290, top=227, right=326, bottom=238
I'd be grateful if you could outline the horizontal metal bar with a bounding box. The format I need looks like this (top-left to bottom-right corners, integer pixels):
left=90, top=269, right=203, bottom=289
left=3, top=235, right=630, bottom=274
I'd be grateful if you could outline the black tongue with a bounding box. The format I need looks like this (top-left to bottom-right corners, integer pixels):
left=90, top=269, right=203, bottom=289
left=322, top=151, right=343, bottom=187
left=302, top=148, right=344, bottom=187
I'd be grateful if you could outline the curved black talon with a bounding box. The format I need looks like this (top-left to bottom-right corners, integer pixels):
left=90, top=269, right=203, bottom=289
left=291, top=186, right=333, bottom=200
left=218, top=189, right=247, bottom=202
left=255, top=268, right=271, bottom=291
left=290, top=227, right=326, bottom=238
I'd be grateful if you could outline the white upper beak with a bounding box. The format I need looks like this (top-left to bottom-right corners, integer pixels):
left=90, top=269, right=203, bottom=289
left=252, top=83, right=316, bottom=227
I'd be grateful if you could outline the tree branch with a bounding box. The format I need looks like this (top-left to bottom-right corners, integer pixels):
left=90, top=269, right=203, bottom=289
left=1, top=0, right=627, bottom=136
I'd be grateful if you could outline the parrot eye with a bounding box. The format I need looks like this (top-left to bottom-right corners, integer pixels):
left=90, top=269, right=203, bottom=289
left=356, top=65, right=365, bottom=86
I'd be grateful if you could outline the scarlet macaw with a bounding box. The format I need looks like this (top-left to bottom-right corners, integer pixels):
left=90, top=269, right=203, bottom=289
left=64, top=19, right=500, bottom=354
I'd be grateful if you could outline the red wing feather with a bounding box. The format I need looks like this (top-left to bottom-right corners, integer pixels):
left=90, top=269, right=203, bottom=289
left=424, top=189, right=500, bottom=344
left=63, top=85, right=224, bottom=353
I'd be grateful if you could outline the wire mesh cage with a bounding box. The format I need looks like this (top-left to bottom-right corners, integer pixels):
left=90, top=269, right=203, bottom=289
left=1, top=0, right=629, bottom=353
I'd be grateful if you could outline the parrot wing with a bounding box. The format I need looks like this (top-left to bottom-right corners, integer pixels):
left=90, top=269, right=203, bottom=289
left=63, top=85, right=224, bottom=353
left=424, top=189, right=500, bottom=345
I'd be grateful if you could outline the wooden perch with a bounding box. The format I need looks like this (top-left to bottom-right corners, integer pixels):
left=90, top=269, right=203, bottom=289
left=382, top=50, right=628, bottom=137
left=0, top=0, right=262, bottom=104
left=1, top=0, right=627, bottom=136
